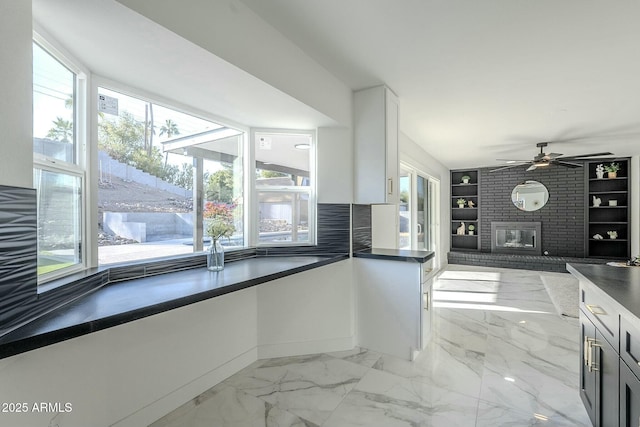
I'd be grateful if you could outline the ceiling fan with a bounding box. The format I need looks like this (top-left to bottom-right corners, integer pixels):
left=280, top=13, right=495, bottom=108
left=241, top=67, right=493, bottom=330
left=490, top=142, right=613, bottom=172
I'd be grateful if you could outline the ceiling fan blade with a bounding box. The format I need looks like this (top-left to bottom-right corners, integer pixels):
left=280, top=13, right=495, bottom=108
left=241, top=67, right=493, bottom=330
left=495, top=159, right=531, bottom=162
left=526, top=164, right=538, bottom=171
left=545, top=152, right=563, bottom=160
left=489, top=164, right=528, bottom=173
left=554, top=160, right=583, bottom=168
left=559, top=152, right=613, bottom=160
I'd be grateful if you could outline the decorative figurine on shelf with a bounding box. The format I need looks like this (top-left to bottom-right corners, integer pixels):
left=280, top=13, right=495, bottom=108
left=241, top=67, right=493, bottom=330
left=595, top=164, right=605, bottom=179
left=461, top=175, right=471, bottom=184
left=456, top=222, right=466, bottom=235
left=593, top=234, right=604, bottom=240
left=457, top=198, right=466, bottom=208
left=607, top=230, right=618, bottom=240
left=592, top=196, right=602, bottom=207
left=467, top=200, right=475, bottom=208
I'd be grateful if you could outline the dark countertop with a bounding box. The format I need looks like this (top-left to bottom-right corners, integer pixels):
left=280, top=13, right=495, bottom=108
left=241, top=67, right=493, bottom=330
left=0, top=255, right=347, bottom=359
left=567, top=263, right=640, bottom=320
left=354, top=248, right=435, bottom=264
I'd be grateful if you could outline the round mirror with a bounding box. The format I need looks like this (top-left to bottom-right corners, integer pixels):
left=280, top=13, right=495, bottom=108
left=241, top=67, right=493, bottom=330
left=511, top=181, right=549, bottom=211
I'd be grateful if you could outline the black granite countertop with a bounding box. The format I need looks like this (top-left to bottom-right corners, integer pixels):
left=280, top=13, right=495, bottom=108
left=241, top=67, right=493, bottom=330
left=354, top=248, right=435, bottom=263
left=0, top=255, right=347, bottom=359
left=567, top=263, right=640, bottom=320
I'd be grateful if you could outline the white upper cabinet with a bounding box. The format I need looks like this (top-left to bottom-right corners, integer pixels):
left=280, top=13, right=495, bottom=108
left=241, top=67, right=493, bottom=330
left=354, top=85, right=399, bottom=204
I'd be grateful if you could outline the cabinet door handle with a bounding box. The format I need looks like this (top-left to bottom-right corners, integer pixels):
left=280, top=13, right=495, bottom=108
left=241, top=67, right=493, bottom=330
left=388, top=178, right=393, bottom=195
left=586, top=304, right=607, bottom=316
left=423, top=292, right=429, bottom=311
left=587, top=338, right=601, bottom=372
left=583, top=336, right=590, bottom=366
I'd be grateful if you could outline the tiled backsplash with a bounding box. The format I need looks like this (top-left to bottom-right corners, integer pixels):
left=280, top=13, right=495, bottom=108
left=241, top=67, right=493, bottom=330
left=351, top=204, right=372, bottom=252
left=0, top=186, right=38, bottom=337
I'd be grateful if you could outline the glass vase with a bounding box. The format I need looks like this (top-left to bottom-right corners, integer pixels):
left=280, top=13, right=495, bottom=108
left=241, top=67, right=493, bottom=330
left=207, top=239, right=224, bottom=271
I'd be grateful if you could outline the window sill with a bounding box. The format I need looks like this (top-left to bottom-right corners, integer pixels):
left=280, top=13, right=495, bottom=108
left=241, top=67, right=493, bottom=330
left=0, top=254, right=348, bottom=360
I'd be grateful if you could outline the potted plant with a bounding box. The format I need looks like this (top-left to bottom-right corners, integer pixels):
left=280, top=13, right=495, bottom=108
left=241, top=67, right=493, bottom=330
left=604, top=162, right=620, bottom=178
left=607, top=230, right=618, bottom=240
left=468, top=224, right=475, bottom=235
left=461, top=175, right=471, bottom=184
left=456, top=198, right=466, bottom=208
left=203, top=202, right=236, bottom=271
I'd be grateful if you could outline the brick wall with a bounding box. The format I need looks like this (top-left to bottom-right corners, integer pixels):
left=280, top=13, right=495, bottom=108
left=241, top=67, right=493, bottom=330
left=479, top=164, right=585, bottom=257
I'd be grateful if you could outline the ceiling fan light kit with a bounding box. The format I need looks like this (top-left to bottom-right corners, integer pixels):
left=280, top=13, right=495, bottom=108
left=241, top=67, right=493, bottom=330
left=489, top=142, right=613, bottom=173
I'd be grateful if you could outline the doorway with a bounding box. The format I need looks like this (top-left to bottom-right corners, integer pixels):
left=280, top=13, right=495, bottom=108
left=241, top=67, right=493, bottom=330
left=399, top=165, right=440, bottom=262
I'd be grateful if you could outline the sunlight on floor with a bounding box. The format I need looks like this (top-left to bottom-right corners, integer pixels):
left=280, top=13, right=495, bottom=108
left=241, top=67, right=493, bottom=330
left=434, top=290, right=498, bottom=303
left=434, top=269, right=552, bottom=314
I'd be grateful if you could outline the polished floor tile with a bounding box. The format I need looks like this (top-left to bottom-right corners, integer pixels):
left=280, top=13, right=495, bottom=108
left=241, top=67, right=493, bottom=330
left=150, top=265, right=591, bottom=426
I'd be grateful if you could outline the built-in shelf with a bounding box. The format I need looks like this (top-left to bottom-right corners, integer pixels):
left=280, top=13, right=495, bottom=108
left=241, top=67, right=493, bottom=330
left=586, top=159, right=630, bottom=260
left=451, top=169, right=480, bottom=251
left=589, top=191, right=628, bottom=195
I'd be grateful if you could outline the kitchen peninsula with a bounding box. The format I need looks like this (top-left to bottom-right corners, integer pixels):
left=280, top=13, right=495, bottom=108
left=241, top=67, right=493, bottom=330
left=567, top=263, right=640, bottom=427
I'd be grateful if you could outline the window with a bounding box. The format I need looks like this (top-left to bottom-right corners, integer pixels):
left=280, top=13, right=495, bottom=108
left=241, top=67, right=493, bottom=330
left=33, top=38, right=85, bottom=280
left=254, top=130, right=315, bottom=245
left=96, top=87, right=245, bottom=265
left=32, top=35, right=318, bottom=283
left=398, top=164, right=440, bottom=260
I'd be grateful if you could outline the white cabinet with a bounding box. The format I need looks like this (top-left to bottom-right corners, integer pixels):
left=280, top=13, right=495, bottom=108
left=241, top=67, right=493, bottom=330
left=356, top=256, right=434, bottom=360
left=354, top=85, right=399, bottom=204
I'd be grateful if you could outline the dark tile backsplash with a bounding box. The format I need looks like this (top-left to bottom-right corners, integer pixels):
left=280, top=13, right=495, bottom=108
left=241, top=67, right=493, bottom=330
left=0, top=186, right=38, bottom=337
left=352, top=204, right=372, bottom=252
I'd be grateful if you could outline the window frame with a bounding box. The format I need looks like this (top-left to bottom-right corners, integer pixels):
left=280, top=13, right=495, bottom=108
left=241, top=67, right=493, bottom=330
left=33, top=29, right=89, bottom=286
left=32, top=33, right=319, bottom=287
left=92, top=76, right=251, bottom=265
left=250, top=128, right=317, bottom=247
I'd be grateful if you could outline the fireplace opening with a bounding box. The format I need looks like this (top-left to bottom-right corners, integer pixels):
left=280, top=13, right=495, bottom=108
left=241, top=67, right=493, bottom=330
left=491, top=222, right=542, bottom=255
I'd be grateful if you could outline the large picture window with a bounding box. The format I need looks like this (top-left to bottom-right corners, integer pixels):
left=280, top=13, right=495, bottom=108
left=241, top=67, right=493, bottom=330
left=96, top=87, right=245, bottom=265
left=32, top=34, right=317, bottom=284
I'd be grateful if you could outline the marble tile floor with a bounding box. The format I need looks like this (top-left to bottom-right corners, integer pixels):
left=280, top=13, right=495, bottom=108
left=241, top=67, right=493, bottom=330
left=149, top=265, right=591, bottom=427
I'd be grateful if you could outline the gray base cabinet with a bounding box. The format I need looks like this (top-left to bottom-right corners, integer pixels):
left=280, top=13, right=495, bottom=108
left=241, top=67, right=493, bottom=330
left=571, top=263, right=640, bottom=427
left=620, top=362, right=640, bottom=427
left=580, top=311, right=619, bottom=427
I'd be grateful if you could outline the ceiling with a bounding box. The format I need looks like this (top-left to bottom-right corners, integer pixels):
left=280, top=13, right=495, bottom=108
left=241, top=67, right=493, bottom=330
left=240, top=0, right=640, bottom=169
left=33, top=0, right=640, bottom=170
left=32, top=0, right=336, bottom=132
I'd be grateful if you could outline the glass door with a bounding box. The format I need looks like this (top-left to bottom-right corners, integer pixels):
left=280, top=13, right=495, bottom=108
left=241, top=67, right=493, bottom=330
left=399, top=168, right=411, bottom=249
left=399, top=164, right=440, bottom=260
left=416, top=175, right=429, bottom=250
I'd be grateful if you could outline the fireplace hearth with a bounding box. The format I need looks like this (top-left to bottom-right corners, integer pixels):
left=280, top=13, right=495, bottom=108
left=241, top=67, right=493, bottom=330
left=491, top=222, right=542, bottom=255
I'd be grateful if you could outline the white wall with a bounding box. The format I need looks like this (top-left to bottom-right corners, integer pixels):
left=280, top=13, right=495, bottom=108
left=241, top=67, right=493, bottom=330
left=631, top=155, right=639, bottom=257
left=115, top=0, right=352, bottom=128
left=317, top=127, right=353, bottom=203
left=399, top=132, right=451, bottom=266
left=0, top=1, right=32, bottom=188
left=0, top=260, right=354, bottom=427
left=257, top=260, right=354, bottom=358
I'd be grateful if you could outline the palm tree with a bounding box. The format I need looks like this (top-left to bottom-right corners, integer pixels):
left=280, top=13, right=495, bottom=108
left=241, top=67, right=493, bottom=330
left=159, top=119, right=180, bottom=139
left=46, top=117, right=73, bottom=142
